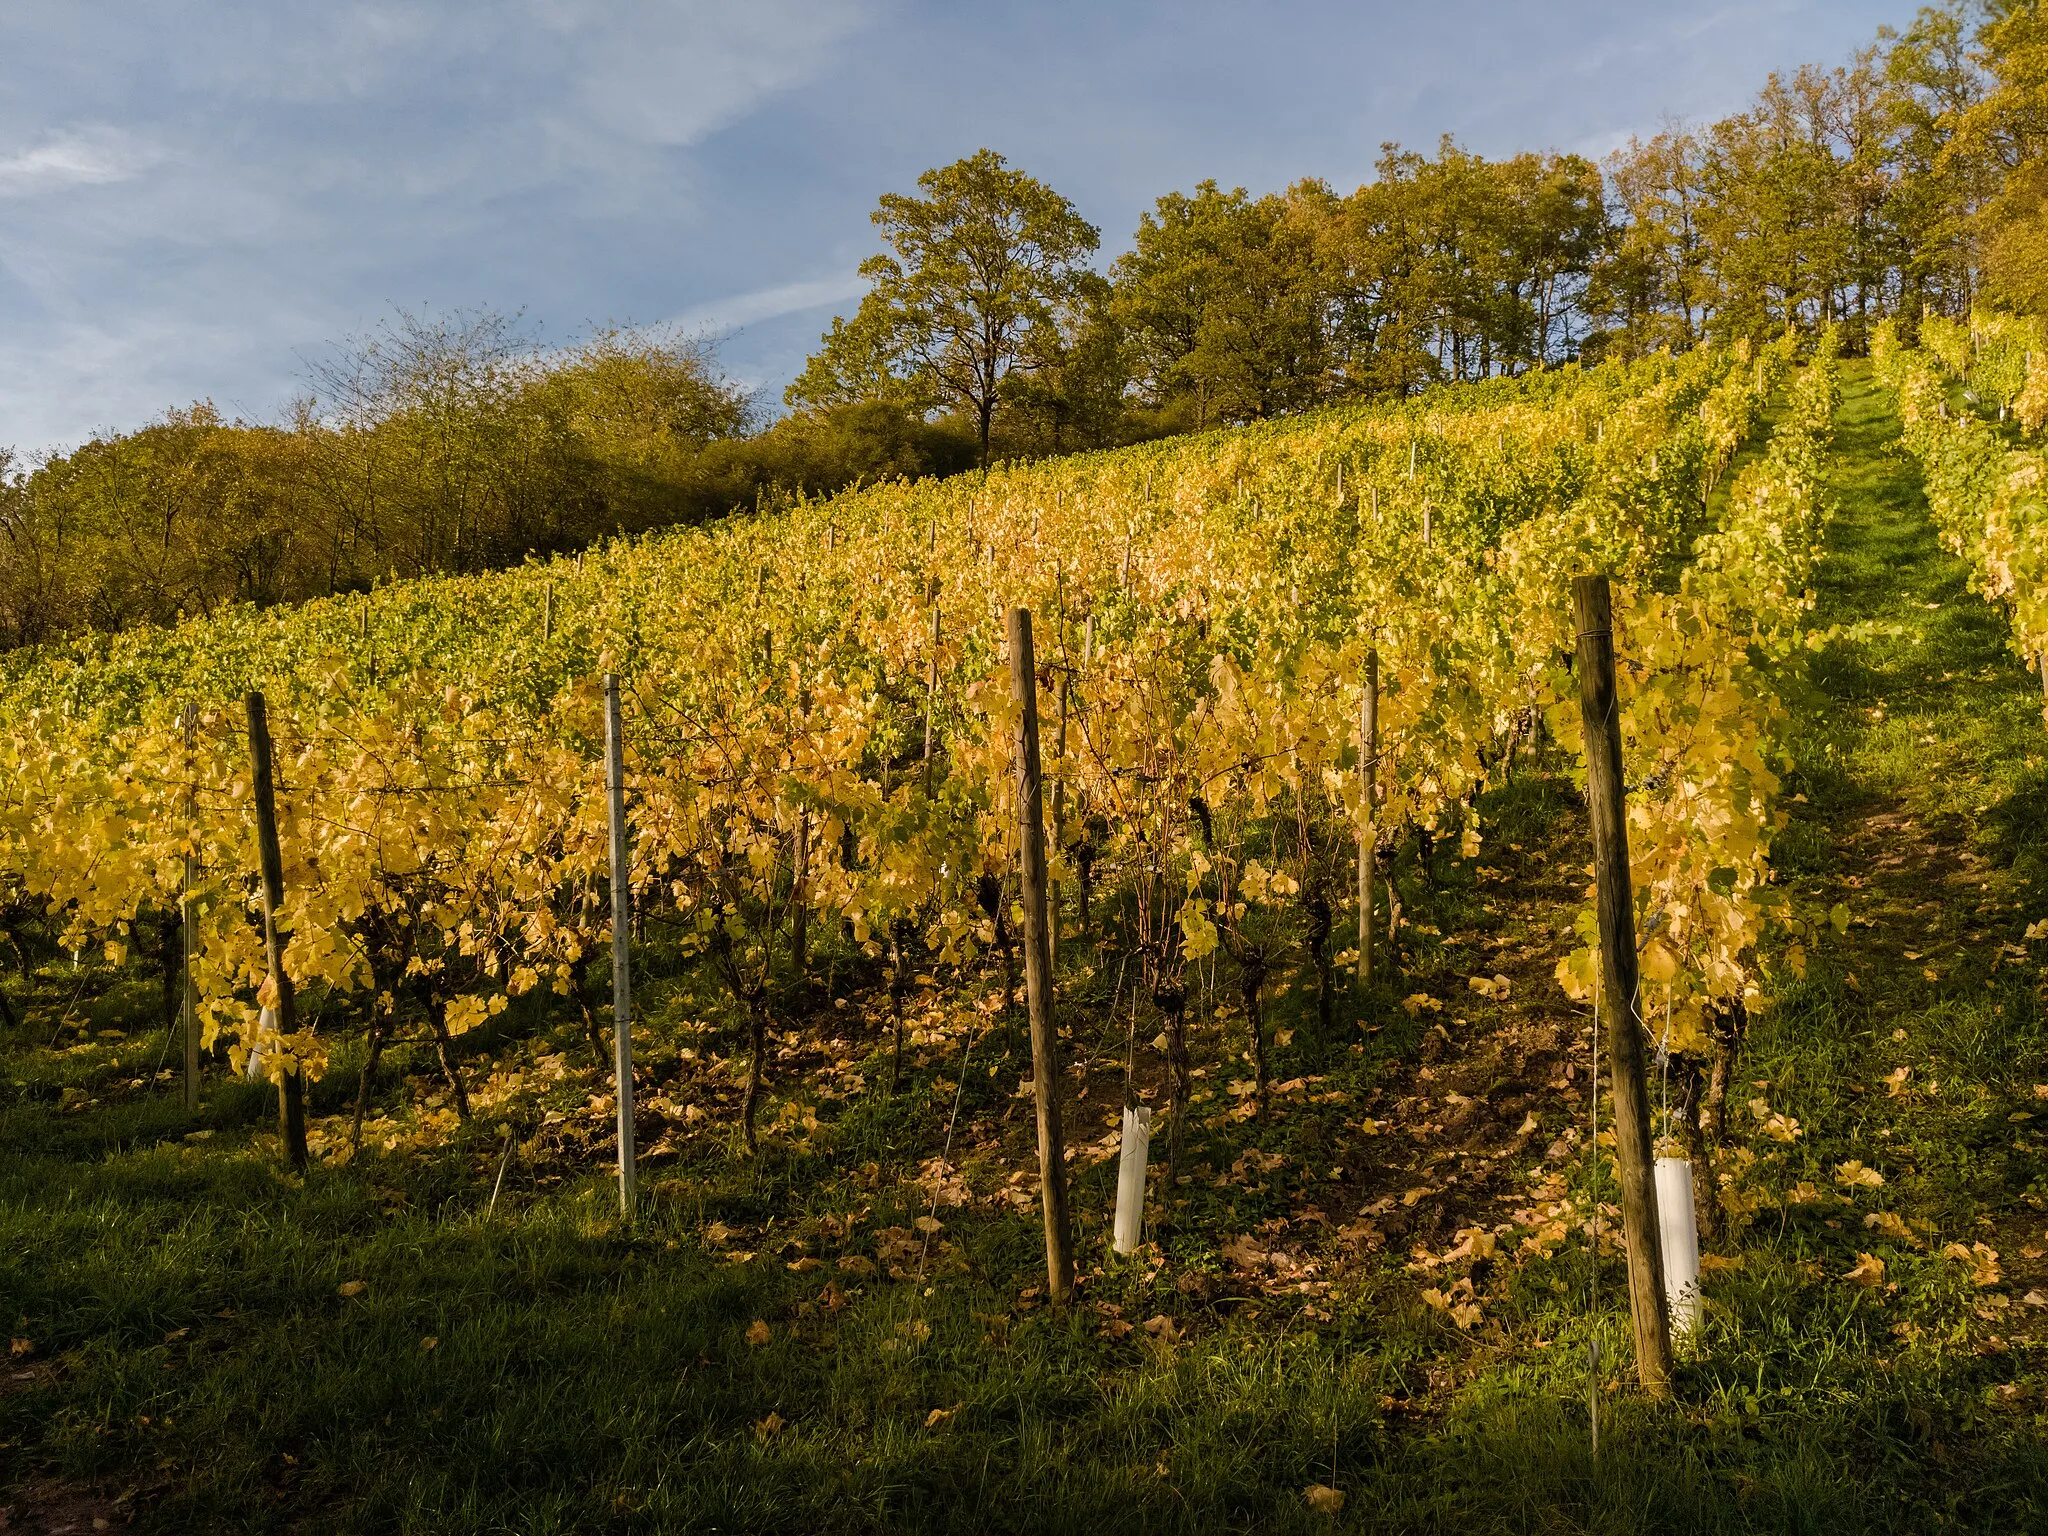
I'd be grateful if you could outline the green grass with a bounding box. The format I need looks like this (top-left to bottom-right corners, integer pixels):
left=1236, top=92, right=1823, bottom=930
left=7, top=360, right=2048, bottom=1531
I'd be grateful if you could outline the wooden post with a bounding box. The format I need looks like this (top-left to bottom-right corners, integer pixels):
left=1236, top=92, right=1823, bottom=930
left=1358, top=649, right=1379, bottom=986
left=1051, top=654, right=1069, bottom=971
left=543, top=582, right=554, bottom=643
left=1007, top=609, right=1075, bottom=1304
left=1571, top=575, right=1674, bottom=1396
left=181, top=703, right=201, bottom=1112
left=604, top=674, right=637, bottom=1218
left=791, top=810, right=810, bottom=980
left=244, top=692, right=307, bottom=1171
left=923, top=591, right=941, bottom=787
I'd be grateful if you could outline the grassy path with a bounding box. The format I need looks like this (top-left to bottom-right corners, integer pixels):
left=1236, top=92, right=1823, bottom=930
left=9, top=361, right=2048, bottom=1533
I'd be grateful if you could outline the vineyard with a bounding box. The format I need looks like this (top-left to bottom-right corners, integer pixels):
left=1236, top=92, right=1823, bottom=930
left=0, top=338, right=1822, bottom=1163
left=14, top=339, right=2048, bottom=1532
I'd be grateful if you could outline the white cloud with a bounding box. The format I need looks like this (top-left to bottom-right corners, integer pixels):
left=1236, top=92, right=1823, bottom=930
left=0, top=127, right=161, bottom=199
left=666, top=273, right=866, bottom=337
left=569, top=1, right=876, bottom=149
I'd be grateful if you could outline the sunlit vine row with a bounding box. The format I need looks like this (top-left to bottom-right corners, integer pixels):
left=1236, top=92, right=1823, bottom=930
left=0, top=337, right=1817, bottom=1161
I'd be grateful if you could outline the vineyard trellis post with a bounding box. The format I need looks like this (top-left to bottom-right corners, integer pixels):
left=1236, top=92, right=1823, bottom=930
left=1570, top=575, right=1674, bottom=1396
left=1358, top=647, right=1379, bottom=987
left=181, top=702, right=201, bottom=1112
left=605, top=673, right=637, bottom=1219
left=1008, top=608, right=1075, bottom=1304
left=245, top=691, right=308, bottom=1171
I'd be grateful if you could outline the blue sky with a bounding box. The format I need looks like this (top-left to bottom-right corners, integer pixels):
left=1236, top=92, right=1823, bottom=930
left=1, top=0, right=1927, bottom=456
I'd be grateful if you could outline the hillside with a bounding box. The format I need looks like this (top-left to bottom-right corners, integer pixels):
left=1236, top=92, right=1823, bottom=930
left=13, top=355, right=2048, bottom=1532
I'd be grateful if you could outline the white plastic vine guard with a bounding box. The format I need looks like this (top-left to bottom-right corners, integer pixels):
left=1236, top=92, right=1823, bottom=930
left=244, top=1003, right=278, bottom=1081
left=1113, top=1106, right=1152, bottom=1255
left=1655, top=1155, right=1702, bottom=1337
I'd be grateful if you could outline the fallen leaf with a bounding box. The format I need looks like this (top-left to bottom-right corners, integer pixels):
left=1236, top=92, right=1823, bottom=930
left=1844, top=1252, right=1886, bottom=1287
left=746, top=1320, right=772, bottom=1347
left=1836, top=1160, right=1885, bottom=1189
left=1401, top=993, right=1443, bottom=1015
left=1221, top=1234, right=1269, bottom=1270
left=9, top=1339, right=34, bottom=1358
left=755, top=1412, right=785, bottom=1439
left=1143, top=1314, right=1180, bottom=1346
left=836, top=1255, right=876, bottom=1276
left=1304, top=1484, right=1347, bottom=1515
left=1943, top=1242, right=2001, bottom=1287
left=786, top=1257, right=821, bottom=1272
left=1863, top=1210, right=1917, bottom=1245
left=419, top=1336, right=439, bottom=1352
left=338, top=1280, right=367, bottom=1298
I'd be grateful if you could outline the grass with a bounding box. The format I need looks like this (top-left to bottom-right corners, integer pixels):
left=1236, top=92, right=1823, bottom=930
left=6, top=360, right=2048, bottom=1531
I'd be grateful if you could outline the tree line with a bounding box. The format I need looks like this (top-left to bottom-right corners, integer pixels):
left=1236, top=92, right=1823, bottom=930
left=1, top=0, right=2036, bottom=646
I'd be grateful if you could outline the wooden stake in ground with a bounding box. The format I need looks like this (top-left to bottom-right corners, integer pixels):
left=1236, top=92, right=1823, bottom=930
left=923, top=591, right=941, bottom=789
left=1007, top=608, right=1075, bottom=1304
left=244, top=692, right=308, bottom=1171
left=1571, top=574, right=1674, bottom=1395
left=1357, top=647, right=1379, bottom=987
left=181, top=702, right=201, bottom=1112
left=604, top=673, right=637, bottom=1219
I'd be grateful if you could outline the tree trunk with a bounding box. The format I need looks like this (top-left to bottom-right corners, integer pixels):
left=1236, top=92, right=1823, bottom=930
left=569, top=953, right=608, bottom=1070
left=1304, top=883, right=1333, bottom=1047
left=1241, top=956, right=1269, bottom=1114
left=351, top=1015, right=388, bottom=1152
left=889, top=920, right=910, bottom=1092
left=741, top=996, right=769, bottom=1157
left=159, top=906, right=181, bottom=1061
left=1159, top=984, right=1191, bottom=1200
left=245, top=691, right=309, bottom=1172
left=426, top=998, right=472, bottom=1122
left=1675, top=1052, right=1720, bottom=1247
left=1076, top=835, right=1095, bottom=927
left=997, top=903, right=1018, bottom=1054
left=1702, top=1000, right=1748, bottom=1146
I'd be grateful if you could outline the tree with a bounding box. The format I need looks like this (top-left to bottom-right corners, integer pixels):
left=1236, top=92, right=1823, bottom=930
left=792, top=150, right=1101, bottom=461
